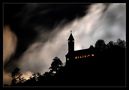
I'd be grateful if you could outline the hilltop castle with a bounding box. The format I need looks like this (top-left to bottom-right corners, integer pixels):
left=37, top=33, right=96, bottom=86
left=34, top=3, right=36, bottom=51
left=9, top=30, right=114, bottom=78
left=65, top=32, right=95, bottom=65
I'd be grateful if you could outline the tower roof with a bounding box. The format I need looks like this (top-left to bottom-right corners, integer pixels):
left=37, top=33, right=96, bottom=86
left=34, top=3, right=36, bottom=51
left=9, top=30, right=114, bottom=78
left=68, top=32, right=74, bottom=40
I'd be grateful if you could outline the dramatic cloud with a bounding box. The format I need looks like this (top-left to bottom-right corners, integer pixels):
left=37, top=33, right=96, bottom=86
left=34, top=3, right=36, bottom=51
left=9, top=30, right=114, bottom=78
left=3, top=26, right=17, bottom=85
left=3, top=26, right=17, bottom=64
left=3, top=3, right=126, bottom=85
left=4, top=3, right=91, bottom=73
left=18, top=3, right=126, bottom=74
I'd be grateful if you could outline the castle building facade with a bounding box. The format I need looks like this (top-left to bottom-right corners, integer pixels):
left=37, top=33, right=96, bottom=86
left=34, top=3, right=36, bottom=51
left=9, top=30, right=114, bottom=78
left=65, top=32, right=95, bottom=65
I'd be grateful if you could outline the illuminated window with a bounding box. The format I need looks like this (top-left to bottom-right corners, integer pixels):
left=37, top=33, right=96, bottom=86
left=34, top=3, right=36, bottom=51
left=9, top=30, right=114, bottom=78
left=75, top=56, right=77, bottom=59
left=53, top=71, right=56, bottom=74
left=67, top=58, right=69, bottom=60
left=87, top=55, right=90, bottom=57
left=92, top=54, right=94, bottom=56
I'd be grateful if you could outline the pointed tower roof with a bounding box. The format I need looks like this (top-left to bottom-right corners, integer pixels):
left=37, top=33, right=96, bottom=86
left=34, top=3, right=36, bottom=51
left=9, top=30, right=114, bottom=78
left=68, top=31, right=74, bottom=40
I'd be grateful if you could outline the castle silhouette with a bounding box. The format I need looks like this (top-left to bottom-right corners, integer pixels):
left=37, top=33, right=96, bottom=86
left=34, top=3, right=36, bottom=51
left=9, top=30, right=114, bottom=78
left=66, top=32, right=95, bottom=65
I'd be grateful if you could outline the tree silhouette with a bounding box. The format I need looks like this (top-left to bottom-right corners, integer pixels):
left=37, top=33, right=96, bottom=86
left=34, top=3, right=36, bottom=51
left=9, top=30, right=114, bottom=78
left=89, top=45, right=94, bottom=49
left=11, top=67, right=20, bottom=77
left=95, top=39, right=106, bottom=51
left=49, top=57, right=63, bottom=74
left=32, top=73, right=41, bottom=81
left=107, top=41, right=114, bottom=48
left=116, top=38, right=126, bottom=48
left=11, top=67, right=20, bottom=85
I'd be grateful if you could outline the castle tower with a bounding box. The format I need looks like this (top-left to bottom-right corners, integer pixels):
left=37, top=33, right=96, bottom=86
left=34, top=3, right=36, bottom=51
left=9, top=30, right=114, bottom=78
left=68, top=31, right=74, bottom=53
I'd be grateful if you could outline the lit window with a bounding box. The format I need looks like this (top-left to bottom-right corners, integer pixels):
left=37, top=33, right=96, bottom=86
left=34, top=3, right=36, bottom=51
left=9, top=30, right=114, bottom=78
left=67, top=58, right=69, bottom=60
left=53, top=71, right=56, bottom=74
left=92, top=54, right=94, bottom=56
left=75, top=57, right=77, bottom=59
left=87, top=55, right=90, bottom=57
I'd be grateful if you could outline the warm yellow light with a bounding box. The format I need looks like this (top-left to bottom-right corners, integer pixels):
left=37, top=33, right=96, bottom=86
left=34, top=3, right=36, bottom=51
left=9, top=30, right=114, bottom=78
left=92, top=54, right=94, bottom=56
left=21, top=71, right=32, bottom=80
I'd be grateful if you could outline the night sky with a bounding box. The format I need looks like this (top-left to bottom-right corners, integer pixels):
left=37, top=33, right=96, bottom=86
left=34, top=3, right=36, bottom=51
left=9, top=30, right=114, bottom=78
left=3, top=3, right=126, bottom=84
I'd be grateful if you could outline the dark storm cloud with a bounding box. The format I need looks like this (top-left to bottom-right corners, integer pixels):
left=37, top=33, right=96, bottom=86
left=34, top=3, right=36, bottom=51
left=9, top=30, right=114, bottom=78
left=20, top=4, right=90, bottom=28
left=4, top=4, right=91, bottom=72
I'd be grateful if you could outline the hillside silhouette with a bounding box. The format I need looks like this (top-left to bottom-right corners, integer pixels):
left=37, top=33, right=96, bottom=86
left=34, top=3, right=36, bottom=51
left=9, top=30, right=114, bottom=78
left=7, top=39, right=126, bottom=86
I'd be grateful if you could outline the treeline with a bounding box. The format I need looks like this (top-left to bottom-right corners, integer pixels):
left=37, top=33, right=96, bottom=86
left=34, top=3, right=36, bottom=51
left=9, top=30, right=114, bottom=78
left=6, top=39, right=126, bottom=86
